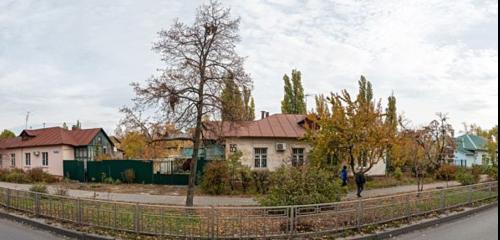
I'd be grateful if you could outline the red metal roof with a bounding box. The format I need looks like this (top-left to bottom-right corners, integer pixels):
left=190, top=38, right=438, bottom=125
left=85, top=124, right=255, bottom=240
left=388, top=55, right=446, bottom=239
left=0, top=127, right=102, bottom=149
left=203, top=114, right=306, bottom=139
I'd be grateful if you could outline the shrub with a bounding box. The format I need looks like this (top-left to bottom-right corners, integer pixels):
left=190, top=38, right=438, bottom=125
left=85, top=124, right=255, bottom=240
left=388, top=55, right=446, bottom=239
left=226, top=151, right=244, bottom=191
left=471, top=165, right=482, bottom=182
left=393, top=167, right=403, bottom=181
left=259, top=166, right=344, bottom=206
left=29, top=183, right=48, bottom=193
left=435, top=164, right=457, bottom=180
left=483, top=165, right=498, bottom=180
left=121, top=169, right=136, bottom=183
left=26, top=168, right=45, bottom=182
left=0, top=168, right=10, bottom=181
left=456, top=169, right=476, bottom=185
left=239, top=166, right=252, bottom=193
left=200, top=161, right=230, bottom=195
left=251, top=170, right=271, bottom=194
left=103, top=177, right=115, bottom=184
left=4, top=170, right=29, bottom=183
left=26, top=168, right=58, bottom=183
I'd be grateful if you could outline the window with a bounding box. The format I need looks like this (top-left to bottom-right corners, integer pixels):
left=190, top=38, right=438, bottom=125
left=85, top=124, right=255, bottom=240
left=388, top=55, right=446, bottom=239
left=254, top=148, right=267, bottom=168
left=42, top=152, right=49, bottom=166
left=25, top=153, right=31, bottom=166
left=10, top=154, right=15, bottom=166
left=75, top=147, right=88, bottom=161
left=0, top=154, right=2, bottom=167
left=292, top=148, right=305, bottom=166
left=460, top=159, right=467, bottom=167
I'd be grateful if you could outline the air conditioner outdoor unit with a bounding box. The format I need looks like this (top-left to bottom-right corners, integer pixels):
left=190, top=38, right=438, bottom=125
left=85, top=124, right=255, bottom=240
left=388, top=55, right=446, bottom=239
left=276, top=143, right=287, bottom=151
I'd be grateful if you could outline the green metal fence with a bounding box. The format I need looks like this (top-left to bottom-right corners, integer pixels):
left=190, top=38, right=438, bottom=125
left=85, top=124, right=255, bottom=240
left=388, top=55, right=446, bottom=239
left=0, top=182, right=496, bottom=238
left=63, top=159, right=209, bottom=185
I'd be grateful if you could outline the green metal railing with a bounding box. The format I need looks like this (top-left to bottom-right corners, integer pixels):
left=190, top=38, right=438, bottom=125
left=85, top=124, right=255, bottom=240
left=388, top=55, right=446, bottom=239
left=0, top=181, right=497, bottom=238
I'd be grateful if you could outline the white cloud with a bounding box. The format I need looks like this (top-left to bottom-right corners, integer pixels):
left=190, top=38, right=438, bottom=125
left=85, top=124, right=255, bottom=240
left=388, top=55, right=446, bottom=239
left=0, top=0, right=497, bottom=134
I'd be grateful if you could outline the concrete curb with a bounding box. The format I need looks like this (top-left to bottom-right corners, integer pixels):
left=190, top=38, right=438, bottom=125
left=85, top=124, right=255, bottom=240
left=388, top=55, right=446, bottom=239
left=350, top=201, right=498, bottom=240
left=0, top=210, right=115, bottom=240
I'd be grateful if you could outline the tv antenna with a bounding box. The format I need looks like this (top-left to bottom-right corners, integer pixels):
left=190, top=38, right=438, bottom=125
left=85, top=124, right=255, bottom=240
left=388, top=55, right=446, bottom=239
left=25, top=111, right=30, bottom=130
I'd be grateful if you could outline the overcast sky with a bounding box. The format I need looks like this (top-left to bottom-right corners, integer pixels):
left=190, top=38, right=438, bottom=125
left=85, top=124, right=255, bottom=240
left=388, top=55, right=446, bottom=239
left=0, top=0, right=498, bottom=135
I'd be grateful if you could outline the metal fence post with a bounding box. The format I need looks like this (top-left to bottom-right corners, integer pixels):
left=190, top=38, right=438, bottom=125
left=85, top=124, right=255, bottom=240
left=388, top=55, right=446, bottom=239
left=405, top=194, right=411, bottom=220
left=113, top=203, right=118, bottom=230
left=134, top=203, right=140, bottom=233
left=488, top=182, right=493, bottom=197
left=76, top=198, right=82, bottom=225
left=289, top=206, right=295, bottom=235
left=210, top=206, right=215, bottom=239
left=467, top=185, right=473, bottom=206
left=439, top=190, right=446, bottom=210
left=356, top=199, right=363, bottom=229
left=6, top=188, right=11, bottom=208
left=34, top=193, right=40, bottom=216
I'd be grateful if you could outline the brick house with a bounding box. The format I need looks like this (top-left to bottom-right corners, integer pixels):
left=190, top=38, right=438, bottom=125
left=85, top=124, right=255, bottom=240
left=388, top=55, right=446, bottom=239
left=0, top=127, right=117, bottom=176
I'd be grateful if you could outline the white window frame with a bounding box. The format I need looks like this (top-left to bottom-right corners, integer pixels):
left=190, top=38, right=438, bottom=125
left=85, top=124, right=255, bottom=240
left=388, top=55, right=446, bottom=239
left=292, top=148, right=305, bottom=166
left=11, top=153, right=15, bottom=167
left=25, top=153, right=31, bottom=166
left=42, top=152, right=49, bottom=166
left=254, top=148, right=267, bottom=168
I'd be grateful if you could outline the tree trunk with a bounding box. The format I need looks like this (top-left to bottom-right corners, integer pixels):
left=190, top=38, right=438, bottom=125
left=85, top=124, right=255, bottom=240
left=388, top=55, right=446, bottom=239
left=185, top=91, right=205, bottom=207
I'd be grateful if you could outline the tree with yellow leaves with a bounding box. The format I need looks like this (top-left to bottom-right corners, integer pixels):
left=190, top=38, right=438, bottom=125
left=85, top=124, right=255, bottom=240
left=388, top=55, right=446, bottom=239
left=306, top=76, right=394, bottom=176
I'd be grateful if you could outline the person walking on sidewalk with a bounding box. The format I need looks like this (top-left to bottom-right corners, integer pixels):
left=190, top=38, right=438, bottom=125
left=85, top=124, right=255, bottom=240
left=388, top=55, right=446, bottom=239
left=355, top=171, right=366, bottom=198
left=340, top=166, right=348, bottom=186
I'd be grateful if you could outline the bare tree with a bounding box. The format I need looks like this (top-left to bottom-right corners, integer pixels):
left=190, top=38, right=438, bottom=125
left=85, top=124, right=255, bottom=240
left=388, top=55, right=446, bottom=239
left=126, top=0, right=251, bottom=206
left=415, top=113, right=456, bottom=170
left=398, top=113, right=455, bottom=192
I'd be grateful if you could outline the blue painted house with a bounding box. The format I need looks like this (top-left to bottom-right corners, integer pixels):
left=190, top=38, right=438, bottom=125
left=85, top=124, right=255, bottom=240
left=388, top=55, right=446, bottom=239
left=453, top=134, right=490, bottom=167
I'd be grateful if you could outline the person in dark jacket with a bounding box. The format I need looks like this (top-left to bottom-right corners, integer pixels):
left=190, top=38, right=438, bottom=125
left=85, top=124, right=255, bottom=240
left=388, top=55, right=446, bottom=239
left=355, top=171, right=366, bottom=198
left=340, top=166, right=348, bottom=186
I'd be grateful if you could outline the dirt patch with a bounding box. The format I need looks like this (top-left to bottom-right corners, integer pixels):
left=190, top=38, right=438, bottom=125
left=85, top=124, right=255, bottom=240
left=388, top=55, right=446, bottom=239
left=53, top=182, right=188, bottom=196
left=51, top=181, right=255, bottom=197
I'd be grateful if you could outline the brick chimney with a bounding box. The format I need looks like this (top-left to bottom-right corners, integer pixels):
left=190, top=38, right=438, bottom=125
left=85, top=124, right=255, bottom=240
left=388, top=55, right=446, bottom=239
left=261, top=111, right=270, bottom=119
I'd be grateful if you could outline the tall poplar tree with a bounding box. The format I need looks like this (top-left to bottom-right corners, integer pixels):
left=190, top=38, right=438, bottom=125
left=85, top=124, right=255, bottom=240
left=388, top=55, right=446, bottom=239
left=221, top=78, right=255, bottom=121
left=221, top=75, right=245, bottom=121
left=385, top=93, right=397, bottom=172
left=243, top=87, right=255, bottom=120
left=281, top=69, right=306, bottom=114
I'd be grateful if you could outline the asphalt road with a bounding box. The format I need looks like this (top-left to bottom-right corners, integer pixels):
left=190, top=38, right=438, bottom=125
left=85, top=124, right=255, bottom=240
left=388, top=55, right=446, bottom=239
left=0, top=218, right=67, bottom=240
left=395, top=206, right=498, bottom=240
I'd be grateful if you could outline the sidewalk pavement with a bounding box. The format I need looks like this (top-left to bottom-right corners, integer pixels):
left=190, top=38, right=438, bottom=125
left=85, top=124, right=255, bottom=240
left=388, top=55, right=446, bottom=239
left=0, top=181, right=258, bottom=206
left=0, top=180, right=467, bottom=206
left=344, top=181, right=462, bottom=199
